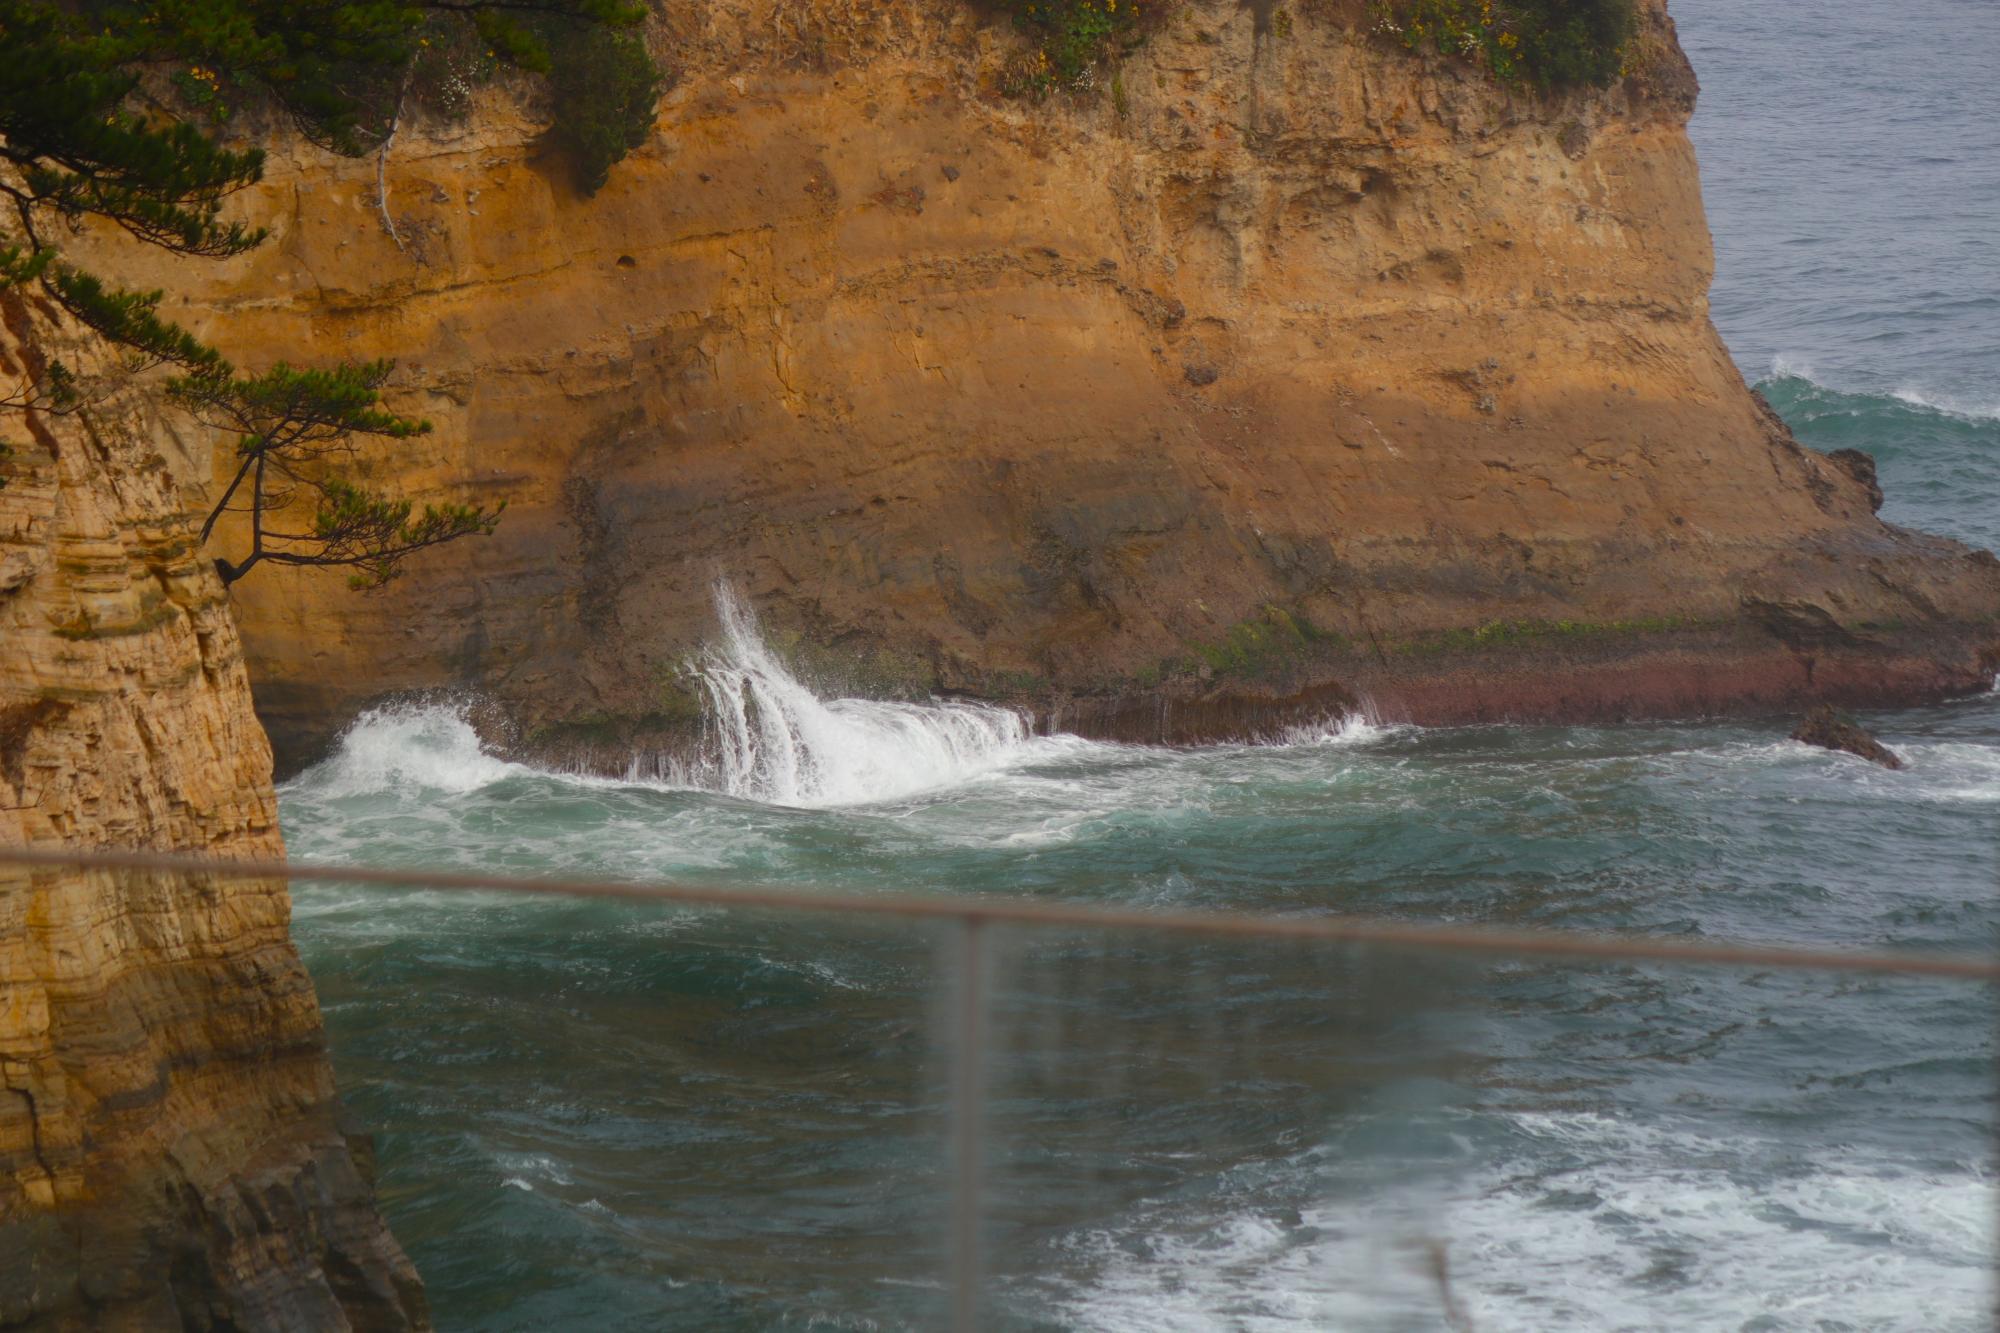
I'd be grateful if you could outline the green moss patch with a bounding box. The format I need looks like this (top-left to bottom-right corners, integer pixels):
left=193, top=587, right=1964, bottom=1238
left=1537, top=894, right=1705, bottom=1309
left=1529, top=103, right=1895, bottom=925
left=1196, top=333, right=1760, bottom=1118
left=1185, top=605, right=1349, bottom=684
left=1389, top=613, right=1705, bottom=657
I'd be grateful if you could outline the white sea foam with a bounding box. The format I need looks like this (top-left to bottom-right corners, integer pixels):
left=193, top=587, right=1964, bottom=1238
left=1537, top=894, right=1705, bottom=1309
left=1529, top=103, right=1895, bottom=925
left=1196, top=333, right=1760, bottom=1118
left=1766, top=353, right=2000, bottom=421
left=653, top=585, right=1047, bottom=808
left=1269, top=707, right=1406, bottom=748
left=1449, top=1114, right=1995, bottom=1332
left=302, top=701, right=523, bottom=797
left=1900, top=741, right=2000, bottom=802
left=1779, top=735, right=2000, bottom=803
left=1045, top=1196, right=1454, bottom=1332
left=494, top=1151, right=573, bottom=1189
left=1051, top=1113, right=1995, bottom=1332
left=1890, top=383, right=2000, bottom=423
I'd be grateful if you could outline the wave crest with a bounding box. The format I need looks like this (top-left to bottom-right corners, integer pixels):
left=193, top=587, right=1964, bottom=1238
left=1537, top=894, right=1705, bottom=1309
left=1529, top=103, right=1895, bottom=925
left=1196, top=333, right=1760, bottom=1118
left=296, top=702, right=522, bottom=798
left=645, top=586, right=1041, bottom=807
left=1762, top=355, right=2000, bottom=423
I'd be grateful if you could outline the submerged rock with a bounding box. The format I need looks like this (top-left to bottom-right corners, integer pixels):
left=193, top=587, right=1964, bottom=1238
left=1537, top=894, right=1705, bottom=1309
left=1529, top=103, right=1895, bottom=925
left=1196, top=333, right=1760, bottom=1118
left=1791, top=705, right=1904, bottom=769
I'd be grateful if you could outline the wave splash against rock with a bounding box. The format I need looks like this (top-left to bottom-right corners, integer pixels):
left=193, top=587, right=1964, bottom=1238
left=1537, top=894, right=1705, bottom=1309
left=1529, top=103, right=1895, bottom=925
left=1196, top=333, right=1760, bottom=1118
left=655, top=586, right=1039, bottom=807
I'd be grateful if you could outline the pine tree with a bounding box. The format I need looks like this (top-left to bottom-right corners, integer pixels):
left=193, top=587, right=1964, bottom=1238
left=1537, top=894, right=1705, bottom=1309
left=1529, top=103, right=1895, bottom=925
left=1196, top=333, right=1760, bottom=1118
left=0, top=0, right=661, bottom=583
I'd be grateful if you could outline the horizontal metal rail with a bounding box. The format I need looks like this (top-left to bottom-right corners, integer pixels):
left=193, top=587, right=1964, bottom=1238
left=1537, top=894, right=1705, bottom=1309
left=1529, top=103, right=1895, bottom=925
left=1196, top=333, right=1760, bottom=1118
left=6, top=841, right=1996, bottom=1333
left=2, top=846, right=1995, bottom=981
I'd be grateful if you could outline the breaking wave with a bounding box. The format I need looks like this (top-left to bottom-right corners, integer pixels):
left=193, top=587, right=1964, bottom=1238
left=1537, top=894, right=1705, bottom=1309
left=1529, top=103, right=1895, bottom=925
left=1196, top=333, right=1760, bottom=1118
left=646, top=585, right=1046, bottom=807
left=1761, top=355, right=2000, bottom=427
left=296, top=701, right=523, bottom=798
left=1754, top=358, right=2000, bottom=551
left=291, top=587, right=1070, bottom=811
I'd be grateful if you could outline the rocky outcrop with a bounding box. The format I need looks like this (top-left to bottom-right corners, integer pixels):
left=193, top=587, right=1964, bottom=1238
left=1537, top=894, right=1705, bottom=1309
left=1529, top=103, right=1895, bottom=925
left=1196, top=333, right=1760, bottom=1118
left=74, top=0, right=2000, bottom=768
left=0, top=295, right=425, bottom=1327
left=1825, top=448, right=1885, bottom=514
left=1791, top=705, right=1903, bottom=770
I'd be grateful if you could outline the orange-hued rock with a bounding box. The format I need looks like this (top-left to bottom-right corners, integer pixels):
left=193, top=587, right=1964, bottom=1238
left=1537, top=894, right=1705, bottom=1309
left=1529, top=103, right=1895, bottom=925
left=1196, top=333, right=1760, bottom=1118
left=81, top=0, right=2000, bottom=768
left=0, top=294, right=426, bottom=1328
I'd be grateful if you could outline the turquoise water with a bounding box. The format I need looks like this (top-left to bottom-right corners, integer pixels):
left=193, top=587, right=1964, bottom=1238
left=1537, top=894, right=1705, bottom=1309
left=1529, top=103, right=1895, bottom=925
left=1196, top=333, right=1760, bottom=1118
left=284, top=666, right=2000, bottom=1329
left=284, top=2, right=2000, bottom=1327
left=1680, top=0, right=2000, bottom=551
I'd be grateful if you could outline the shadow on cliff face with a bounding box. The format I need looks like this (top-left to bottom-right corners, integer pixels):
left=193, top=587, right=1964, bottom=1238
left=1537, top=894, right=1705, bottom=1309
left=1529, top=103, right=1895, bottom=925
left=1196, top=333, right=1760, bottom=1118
left=99, top=0, right=1993, bottom=773
left=1, top=300, right=428, bottom=1327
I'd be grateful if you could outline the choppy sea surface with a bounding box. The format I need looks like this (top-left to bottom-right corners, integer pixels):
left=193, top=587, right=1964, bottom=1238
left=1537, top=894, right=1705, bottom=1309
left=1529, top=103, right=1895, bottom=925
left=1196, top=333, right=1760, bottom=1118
left=282, top=2, right=1999, bottom=1327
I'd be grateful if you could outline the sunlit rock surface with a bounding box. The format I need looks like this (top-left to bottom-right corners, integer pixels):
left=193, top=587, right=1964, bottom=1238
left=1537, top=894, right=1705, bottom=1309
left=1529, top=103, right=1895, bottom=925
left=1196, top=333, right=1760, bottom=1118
left=77, top=0, right=2000, bottom=768
left=0, top=294, right=426, bottom=1329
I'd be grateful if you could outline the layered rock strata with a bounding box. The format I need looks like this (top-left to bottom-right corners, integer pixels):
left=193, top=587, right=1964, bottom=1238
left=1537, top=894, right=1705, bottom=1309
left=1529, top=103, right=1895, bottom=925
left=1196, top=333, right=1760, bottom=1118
left=83, top=0, right=2000, bottom=767
left=0, top=295, right=425, bottom=1328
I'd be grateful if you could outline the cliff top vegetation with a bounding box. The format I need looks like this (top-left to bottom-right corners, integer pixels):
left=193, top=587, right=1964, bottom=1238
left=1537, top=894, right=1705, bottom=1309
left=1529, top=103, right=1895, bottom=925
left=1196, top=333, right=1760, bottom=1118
left=996, top=0, right=1637, bottom=101
left=0, top=0, right=662, bottom=586
left=1369, top=0, right=1637, bottom=89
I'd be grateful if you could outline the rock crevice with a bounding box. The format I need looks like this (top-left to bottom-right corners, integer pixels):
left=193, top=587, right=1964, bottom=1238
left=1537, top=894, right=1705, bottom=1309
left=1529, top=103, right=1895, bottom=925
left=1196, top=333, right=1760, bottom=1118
left=0, top=294, right=426, bottom=1329
left=67, top=0, right=2000, bottom=767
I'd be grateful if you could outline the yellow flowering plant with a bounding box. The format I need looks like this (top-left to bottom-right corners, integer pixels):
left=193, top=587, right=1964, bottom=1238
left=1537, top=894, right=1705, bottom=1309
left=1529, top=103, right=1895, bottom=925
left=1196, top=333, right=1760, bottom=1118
left=1004, top=0, right=1145, bottom=96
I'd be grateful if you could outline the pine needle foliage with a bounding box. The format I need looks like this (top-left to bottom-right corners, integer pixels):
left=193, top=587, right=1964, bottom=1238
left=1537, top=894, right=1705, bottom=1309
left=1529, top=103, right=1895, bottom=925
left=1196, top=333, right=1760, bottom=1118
left=173, top=359, right=508, bottom=588
left=0, top=0, right=660, bottom=585
left=542, top=20, right=664, bottom=195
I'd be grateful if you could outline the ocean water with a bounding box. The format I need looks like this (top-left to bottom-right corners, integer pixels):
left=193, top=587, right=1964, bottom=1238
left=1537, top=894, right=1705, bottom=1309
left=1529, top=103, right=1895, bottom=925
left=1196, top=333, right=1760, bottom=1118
left=282, top=3, right=2000, bottom=1328
left=1678, top=0, right=2000, bottom=549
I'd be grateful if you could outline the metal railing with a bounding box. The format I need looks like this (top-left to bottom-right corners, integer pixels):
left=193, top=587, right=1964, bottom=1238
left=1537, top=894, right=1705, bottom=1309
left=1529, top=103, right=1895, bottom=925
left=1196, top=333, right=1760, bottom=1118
left=4, top=845, right=1996, bottom=1329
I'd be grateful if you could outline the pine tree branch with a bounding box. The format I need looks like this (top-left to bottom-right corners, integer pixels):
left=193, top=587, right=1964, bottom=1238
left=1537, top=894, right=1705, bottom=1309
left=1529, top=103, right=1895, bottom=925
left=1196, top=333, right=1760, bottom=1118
left=199, top=446, right=261, bottom=545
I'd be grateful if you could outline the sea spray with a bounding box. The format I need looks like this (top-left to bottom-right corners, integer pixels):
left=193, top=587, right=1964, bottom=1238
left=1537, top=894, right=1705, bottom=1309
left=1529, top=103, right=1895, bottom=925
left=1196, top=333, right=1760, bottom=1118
left=652, top=585, right=1040, bottom=807
left=304, top=701, right=523, bottom=798
left=1267, top=705, right=1401, bottom=748
left=280, top=693, right=2000, bottom=1328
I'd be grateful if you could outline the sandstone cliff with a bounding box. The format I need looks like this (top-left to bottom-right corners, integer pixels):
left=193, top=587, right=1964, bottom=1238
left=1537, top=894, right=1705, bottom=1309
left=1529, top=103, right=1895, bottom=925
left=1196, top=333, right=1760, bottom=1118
left=86, top=0, right=2000, bottom=766
left=0, top=295, right=425, bottom=1328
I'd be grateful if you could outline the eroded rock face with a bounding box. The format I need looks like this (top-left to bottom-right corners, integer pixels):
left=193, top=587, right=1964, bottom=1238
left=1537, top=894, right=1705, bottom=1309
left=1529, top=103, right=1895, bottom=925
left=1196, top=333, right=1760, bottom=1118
left=1826, top=448, right=1885, bottom=514
left=75, top=0, right=2000, bottom=768
left=0, top=295, right=426, bottom=1329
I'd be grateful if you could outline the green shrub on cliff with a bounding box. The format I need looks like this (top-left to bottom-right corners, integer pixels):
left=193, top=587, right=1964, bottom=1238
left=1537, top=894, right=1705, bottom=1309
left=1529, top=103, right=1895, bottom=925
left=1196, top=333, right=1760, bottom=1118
left=1001, top=0, right=1148, bottom=95
left=0, top=0, right=662, bottom=586
left=1369, top=0, right=1636, bottom=90
left=541, top=21, right=665, bottom=196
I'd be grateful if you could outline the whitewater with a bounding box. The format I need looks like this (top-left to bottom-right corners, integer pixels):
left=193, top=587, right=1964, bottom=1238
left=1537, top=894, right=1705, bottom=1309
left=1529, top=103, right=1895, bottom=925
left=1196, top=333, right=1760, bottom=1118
left=282, top=582, right=1999, bottom=1329
left=278, top=0, right=1999, bottom=1325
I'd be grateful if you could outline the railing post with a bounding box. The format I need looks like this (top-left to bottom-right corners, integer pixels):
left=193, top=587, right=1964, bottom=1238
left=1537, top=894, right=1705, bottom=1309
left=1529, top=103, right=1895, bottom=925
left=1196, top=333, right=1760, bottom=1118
left=949, top=915, right=987, bottom=1333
